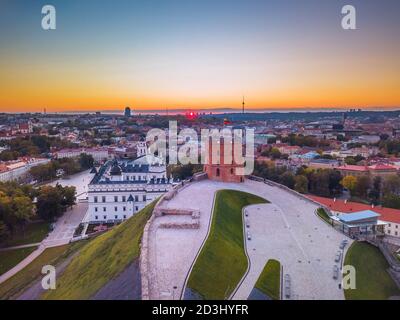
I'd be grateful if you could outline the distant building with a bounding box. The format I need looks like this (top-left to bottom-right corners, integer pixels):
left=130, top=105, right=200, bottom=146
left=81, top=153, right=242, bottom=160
left=0, top=157, right=50, bottom=182
left=336, top=163, right=397, bottom=178
left=124, top=106, right=132, bottom=117
left=54, top=148, right=111, bottom=162
left=331, top=210, right=385, bottom=238
left=308, top=158, right=340, bottom=169
left=308, top=195, right=400, bottom=241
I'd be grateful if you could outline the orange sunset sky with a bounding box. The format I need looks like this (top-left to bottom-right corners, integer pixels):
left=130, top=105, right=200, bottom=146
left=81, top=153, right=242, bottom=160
left=0, top=0, right=399, bottom=113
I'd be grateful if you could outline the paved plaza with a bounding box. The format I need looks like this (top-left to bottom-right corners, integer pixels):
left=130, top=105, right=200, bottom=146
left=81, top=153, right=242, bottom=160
left=147, top=179, right=352, bottom=300
left=43, top=202, right=88, bottom=247
left=48, top=169, right=95, bottom=200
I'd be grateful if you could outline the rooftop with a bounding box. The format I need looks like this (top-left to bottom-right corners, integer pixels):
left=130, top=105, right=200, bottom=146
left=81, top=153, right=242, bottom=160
left=308, top=195, right=400, bottom=224
left=338, top=210, right=380, bottom=223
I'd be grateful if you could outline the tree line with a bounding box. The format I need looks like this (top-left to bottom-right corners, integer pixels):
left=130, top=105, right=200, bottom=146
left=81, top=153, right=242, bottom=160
left=0, top=182, right=76, bottom=244
left=0, top=135, right=77, bottom=161
left=254, top=161, right=400, bottom=210
left=29, top=153, right=94, bottom=183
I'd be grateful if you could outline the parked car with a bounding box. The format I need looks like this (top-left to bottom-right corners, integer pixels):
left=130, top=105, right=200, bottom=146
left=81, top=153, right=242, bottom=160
left=333, top=265, right=339, bottom=280
left=340, top=239, right=348, bottom=249
left=284, top=274, right=291, bottom=299
left=245, top=210, right=249, bottom=217
left=335, top=251, right=342, bottom=263
left=247, top=231, right=251, bottom=240
left=246, top=219, right=250, bottom=228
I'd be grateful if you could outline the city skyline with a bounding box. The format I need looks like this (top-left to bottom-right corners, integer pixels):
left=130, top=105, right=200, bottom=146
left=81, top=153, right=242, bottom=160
left=0, top=0, right=400, bottom=112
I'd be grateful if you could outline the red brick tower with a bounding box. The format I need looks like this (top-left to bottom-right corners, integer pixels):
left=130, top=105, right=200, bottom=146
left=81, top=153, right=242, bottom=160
left=204, top=137, right=244, bottom=183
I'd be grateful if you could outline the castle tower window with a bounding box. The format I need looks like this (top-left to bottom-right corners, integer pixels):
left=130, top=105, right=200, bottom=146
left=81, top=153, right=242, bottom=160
left=216, top=168, right=220, bottom=177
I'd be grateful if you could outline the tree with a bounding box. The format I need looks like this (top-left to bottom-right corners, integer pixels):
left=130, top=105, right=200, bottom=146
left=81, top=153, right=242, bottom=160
left=79, top=153, right=94, bottom=170
left=280, top=172, right=295, bottom=189
left=354, top=155, right=365, bottom=163
left=36, top=186, right=64, bottom=221
left=12, top=196, right=34, bottom=234
left=344, top=157, right=356, bottom=165
left=60, top=186, right=76, bottom=209
left=0, top=220, right=9, bottom=242
left=383, top=175, right=400, bottom=195
left=355, top=175, right=371, bottom=198
left=0, top=193, right=13, bottom=233
left=382, top=193, right=400, bottom=210
left=29, top=162, right=57, bottom=182
left=328, top=170, right=343, bottom=196
left=294, top=175, right=308, bottom=194
left=0, top=150, right=19, bottom=161
left=169, top=164, right=202, bottom=180
left=369, top=176, right=382, bottom=204
left=270, top=147, right=282, bottom=160
left=340, top=175, right=358, bottom=195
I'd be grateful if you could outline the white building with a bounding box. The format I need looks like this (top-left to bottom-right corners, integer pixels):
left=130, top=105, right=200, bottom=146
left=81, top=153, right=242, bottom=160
left=136, top=141, right=147, bottom=157
left=54, top=148, right=111, bottom=162
left=0, top=158, right=51, bottom=182
left=84, top=156, right=173, bottom=224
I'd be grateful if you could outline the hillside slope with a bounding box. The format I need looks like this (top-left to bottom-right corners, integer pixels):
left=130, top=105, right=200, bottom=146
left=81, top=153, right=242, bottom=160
left=42, top=201, right=156, bottom=300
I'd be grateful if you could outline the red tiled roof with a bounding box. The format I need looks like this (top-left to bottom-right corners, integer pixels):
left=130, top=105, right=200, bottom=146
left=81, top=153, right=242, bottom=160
left=368, top=164, right=396, bottom=171
left=336, top=165, right=368, bottom=172
left=307, top=195, right=400, bottom=224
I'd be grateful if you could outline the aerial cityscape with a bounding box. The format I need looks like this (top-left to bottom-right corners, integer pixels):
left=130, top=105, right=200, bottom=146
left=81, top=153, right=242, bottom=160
left=0, top=0, right=400, bottom=312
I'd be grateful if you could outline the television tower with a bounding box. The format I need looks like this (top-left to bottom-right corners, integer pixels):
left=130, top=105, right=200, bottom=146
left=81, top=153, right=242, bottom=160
left=242, top=96, right=245, bottom=114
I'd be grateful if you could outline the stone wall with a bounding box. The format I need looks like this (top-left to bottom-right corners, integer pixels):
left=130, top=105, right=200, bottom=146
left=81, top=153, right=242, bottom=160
left=140, top=178, right=197, bottom=300
left=249, top=175, right=333, bottom=215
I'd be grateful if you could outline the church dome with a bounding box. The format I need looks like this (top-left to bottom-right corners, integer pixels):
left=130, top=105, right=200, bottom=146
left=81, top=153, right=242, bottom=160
left=110, top=162, right=122, bottom=175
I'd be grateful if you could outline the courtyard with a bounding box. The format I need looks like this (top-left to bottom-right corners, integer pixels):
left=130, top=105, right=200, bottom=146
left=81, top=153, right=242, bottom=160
left=146, top=179, right=352, bottom=300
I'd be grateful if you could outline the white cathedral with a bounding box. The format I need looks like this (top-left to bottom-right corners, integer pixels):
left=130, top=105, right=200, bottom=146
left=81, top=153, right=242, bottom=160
left=85, top=153, right=174, bottom=224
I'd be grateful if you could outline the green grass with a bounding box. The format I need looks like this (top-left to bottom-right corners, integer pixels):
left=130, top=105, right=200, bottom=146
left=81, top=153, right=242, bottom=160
left=187, top=190, right=267, bottom=300
left=0, top=247, right=38, bottom=276
left=255, top=259, right=281, bottom=300
left=3, top=222, right=50, bottom=247
left=316, top=208, right=331, bottom=225
left=0, top=244, right=80, bottom=300
left=344, top=242, right=400, bottom=300
left=41, top=201, right=156, bottom=300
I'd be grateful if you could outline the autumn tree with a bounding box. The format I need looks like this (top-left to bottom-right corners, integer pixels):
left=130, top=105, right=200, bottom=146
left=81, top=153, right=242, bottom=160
left=340, top=175, right=358, bottom=196
left=294, top=175, right=308, bottom=194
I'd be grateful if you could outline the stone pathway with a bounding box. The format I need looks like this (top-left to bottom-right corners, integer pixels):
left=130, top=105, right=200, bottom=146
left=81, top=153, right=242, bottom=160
left=146, top=179, right=352, bottom=300
left=0, top=202, right=88, bottom=285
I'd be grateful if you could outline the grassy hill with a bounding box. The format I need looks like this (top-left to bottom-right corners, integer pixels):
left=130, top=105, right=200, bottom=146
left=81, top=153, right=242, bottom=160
left=255, top=259, right=281, bottom=300
left=344, top=241, right=400, bottom=300
left=0, top=244, right=80, bottom=300
left=42, top=201, right=156, bottom=300
left=187, top=190, right=267, bottom=300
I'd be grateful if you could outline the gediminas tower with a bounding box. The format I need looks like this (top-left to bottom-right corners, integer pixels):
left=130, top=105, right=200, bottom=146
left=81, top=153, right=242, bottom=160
left=204, top=137, right=245, bottom=183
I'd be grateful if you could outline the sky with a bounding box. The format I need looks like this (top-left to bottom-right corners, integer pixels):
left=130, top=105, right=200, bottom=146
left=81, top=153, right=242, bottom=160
left=0, top=0, right=399, bottom=112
